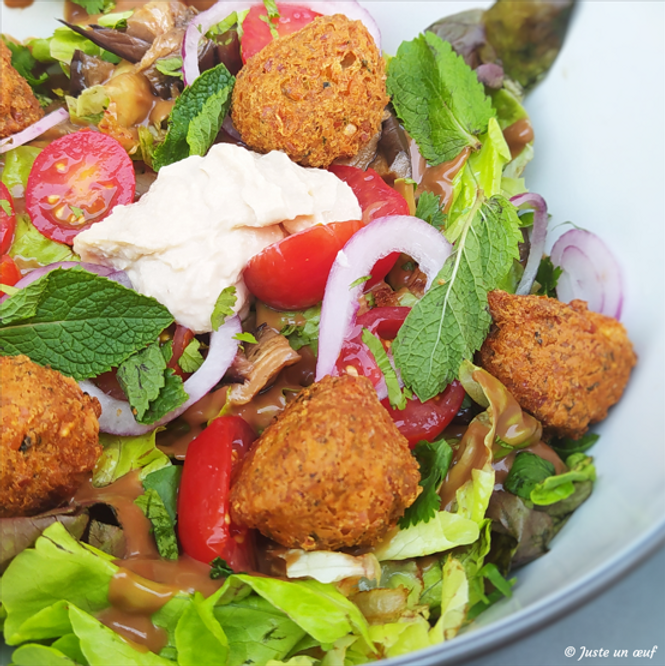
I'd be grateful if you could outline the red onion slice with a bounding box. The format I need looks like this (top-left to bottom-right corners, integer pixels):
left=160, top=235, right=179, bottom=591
left=80, top=316, right=242, bottom=435
left=315, top=215, right=452, bottom=382
left=550, top=228, right=624, bottom=319
left=0, top=108, right=69, bottom=154
left=182, top=0, right=381, bottom=86
left=510, top=192, right=549, bottom=296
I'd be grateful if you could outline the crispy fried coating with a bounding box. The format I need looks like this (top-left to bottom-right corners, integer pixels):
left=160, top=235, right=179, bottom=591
left=477, top=291, right=636, bottom=440
left=0, top=355, right=102, bottom=517
left=231, top=14, right=389, bottom=168
left=230, top=374, right=420, bottom=551
left=0, top=41, right=44, bottom=139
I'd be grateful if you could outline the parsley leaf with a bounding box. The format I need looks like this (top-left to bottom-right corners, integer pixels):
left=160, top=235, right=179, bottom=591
left=387, top=32, right=495, bottom=166
left=415, top=190, right=446, bottom=230
left=535, top=255, right=562, bottom=297
left=503, top=451, right=555, bottom=501
left=399, top=438, right=453, bottom=528
left=134, top=488, right=178, bottom=559
left=178, top=338, right=204, bottom=374
left=361, top=328, right=406, bottom=410
left=152, top=63, right=235, bottom=170
left=209, top=557, right=234, bottom=579
left=1, top=38, right=48, bottom=89
left=393, top=195, right=522, bottom=401
left=70, top=0, right=116, bottom=15
left=0, top=268, right=173, bottom=380
left=280, top=305, right=321, bottom=354
left=210, top=285, right=237, bottom=331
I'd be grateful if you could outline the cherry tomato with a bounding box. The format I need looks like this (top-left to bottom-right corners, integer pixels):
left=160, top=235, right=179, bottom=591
left=167, top=325, right=195, bottom=378
left=244, top=218, right=364, bottom=310
left=240, top=4, right=320, bottom=63
left=0, top=254, right=20, bottom=294
left=381, top=381, right=466, bottom=448
left=25, top=130, right=135, bottom=245
left=329, top=165, right=408, bottom=285
left=178, top=415, right=257, bottom=572
left=0, top=182, right=17, bottom=255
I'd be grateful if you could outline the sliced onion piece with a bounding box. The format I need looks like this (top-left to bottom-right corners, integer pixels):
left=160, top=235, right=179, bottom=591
left=550, top=228, right=624, bottom=319
left=80, top=316, right=242, bottom=436
left=315, top=215, right=452, bottom=382
left=511, top=192, right=549, bottom=296
left=0, top=108, right=69, bottom=154
left=182, top=0, right=381, bottom=86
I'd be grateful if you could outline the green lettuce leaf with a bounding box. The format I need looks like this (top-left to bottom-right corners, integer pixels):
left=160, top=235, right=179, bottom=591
left=9, top=215, right=79, bottom=267
left=65, top=85, right=109, bottom=124
left=1, top=146, right=41, bottom=197
left=9, top=644, right=78, bottom=666
left=179, top=338, right=204, bottom=373
left=174, top=592, right=229, bottom=665
left=3, top=522, right=116, bottom=645
left=530, top=454, right=596, bottom=506
left=93, top=429, right=170, bottom=487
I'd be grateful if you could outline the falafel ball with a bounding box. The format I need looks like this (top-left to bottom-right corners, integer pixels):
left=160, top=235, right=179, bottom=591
left=231, top=14, right=389, bottom=168
left=477, top=290, right=636, bottom=440
left=0, top=355, right=102, bottom=517
left=0, top=41, right=45, bottom=139
left=230, top=374, right=420, bottom=551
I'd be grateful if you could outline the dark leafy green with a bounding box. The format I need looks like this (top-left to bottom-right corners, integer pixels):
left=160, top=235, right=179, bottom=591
left=415, top=190, right=446, bottom=230
left=503, top=451, right=555, bottom=501
left=549, top=432, right=600, bottom=458
left=134, top=488, right=178, bottom=560
left=535, top=255, right=563, bottom=297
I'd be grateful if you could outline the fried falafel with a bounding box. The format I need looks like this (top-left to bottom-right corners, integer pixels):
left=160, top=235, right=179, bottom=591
left=477, top=290, right=636, bottom=440
left=230, top=374, right=420, bottom=551
left=0, top=41, right=44, bottom=139
left=0, top=355, right=102, bottom=517
left=231, top=14, right=389, bottom=168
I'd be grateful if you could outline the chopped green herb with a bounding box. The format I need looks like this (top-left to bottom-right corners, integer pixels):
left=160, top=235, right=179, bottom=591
left=234, top=332, right=258, bottom=344
left=361, top=328, right=406, bottom=409
left=210, top=285, right=237, bottom=331
left=178, top=338, right=204, bottom=374
left=209, top=557, right=234, bottom=579
left=0, top=200, right=12, bottom=216
left=258, top=13, right=280, bottom=40
left=155, top=56, right=183, bottom=80
left=549, top=432, right=600, bottom=458
left=415, top=190, right=446, bottom=230
left=503, top=451, right=555, bottom=501
left=142, top=465, right=182, bottom=524
left=134, top=488, right=178, bottom=560
left=349, top=275, right=371, bottom=289
left=97, top=10, right=133, bottom=29
left=70, top=0, right=115, bottom=15
left=1, top=37, right=48, bottom=89
left=535, top=255, right=563, bottom=297
left=399, top=438, right=453, bottom=528
left=263, top=0, right=280, bottom=18
left=206, top=12, right=238, bottom=38
left=117, top=342, right=167, bottom=421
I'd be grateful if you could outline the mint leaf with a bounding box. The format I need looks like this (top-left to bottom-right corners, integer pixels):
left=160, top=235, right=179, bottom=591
left=142, top=465, right=182, bottom=524
left=387, top=32, right=495, bottom=166
left=139, top=369, right=188, bottom=425
left=393, top=195, right=522, bottom=400
left=211, top=285, right=237, bottom=331
left=155, top=56, right=183, bottom=80
left=134, top=488, right=178, bottom=559
left=0, top=268, right=173, bottom=380
left=549, top=432, right=600, bottom=458
left=415, top=190, right=446, bottom=230
left=535, top=255, right=562, bottom=297
left=399, top=438, right=453, bottom=528
left=153, top=63, right=235, bottom=170
left=116, top=342, right=166, bottom=421
left=361, top=328, right=406, bottom=409
left=70, top=0, right=115, bottom=14
left=178, top=338, right=204, bottom=374
left=503, top=451, right=555, bottom=501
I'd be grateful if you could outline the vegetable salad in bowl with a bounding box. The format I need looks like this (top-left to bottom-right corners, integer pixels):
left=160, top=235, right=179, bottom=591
left=0, top=1, right=648, bottom=665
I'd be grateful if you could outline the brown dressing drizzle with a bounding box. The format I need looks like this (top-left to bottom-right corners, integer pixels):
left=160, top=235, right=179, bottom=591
left=503, top=118, right=534, bottom=159
left=494, top=440, right=566, bottom=489
left=415, top=147, right=471, bottom=214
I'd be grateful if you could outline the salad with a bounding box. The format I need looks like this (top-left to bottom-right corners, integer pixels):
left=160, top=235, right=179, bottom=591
left=0, top=1, right=638, bottom=665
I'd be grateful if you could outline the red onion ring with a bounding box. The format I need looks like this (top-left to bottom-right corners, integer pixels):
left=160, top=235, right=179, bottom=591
left=80, top=315, right=242, bottom=435
left=0, top=108, right=69, bottom=154
left=182, top=0, right=381, bottom=86
left=550, top=228, right=624, bottom=319
left=510, top=192, right=549, bottom=296
left=315, top=215, right=453, bottom=382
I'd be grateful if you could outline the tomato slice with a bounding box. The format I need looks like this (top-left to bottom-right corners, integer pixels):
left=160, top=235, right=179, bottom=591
left=0, top=183, right=17, bottom=255
left=25, top=130, right=135, bottom=245
left=178, top=415, right=257, bottom=572
left=381, top=381, right=466, bottom=448
left=328, top=165, right=408, bottom=286
left=166, top=325, right=195, bottom=378
left=0, top=254, right=20, bottom=294
left=240, top=3, right=321, bottom=63
left=244, top=218, right=363, bottom=310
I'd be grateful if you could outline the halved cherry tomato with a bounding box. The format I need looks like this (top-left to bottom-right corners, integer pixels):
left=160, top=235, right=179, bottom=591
left=244, top=218, right=363, bottom=310
left=0, top=254, right=21, bottom=293
left=244, top=167, right=410, bottom=310
left=240, top=4, right=320, bottom=63
left=178, top=415, right=257, bottom=572
left=381, top=381, right=466, bottom=448
left=167, top=325, right=195, bottom=378
left=329, top=165, right=408, bottom=286
left=25, top=130, right=135, bottom=245
left=0, top=182, right=17, bottom=255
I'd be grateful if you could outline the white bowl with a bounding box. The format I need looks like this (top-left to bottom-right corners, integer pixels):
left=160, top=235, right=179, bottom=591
left=1, top=2, right=664, bottom=665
